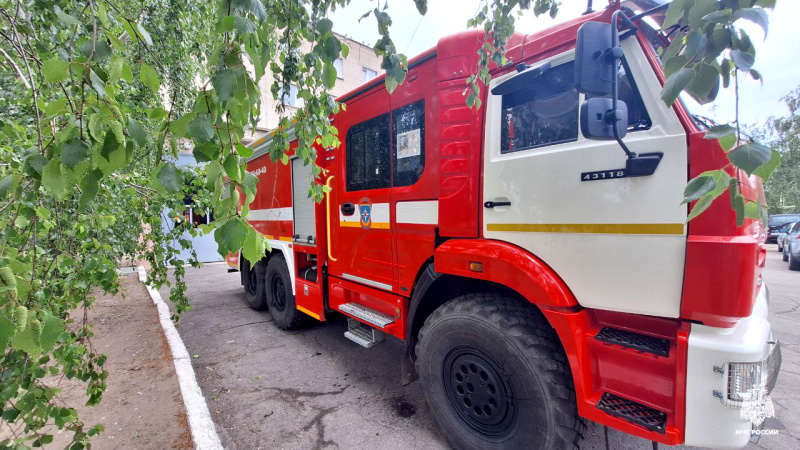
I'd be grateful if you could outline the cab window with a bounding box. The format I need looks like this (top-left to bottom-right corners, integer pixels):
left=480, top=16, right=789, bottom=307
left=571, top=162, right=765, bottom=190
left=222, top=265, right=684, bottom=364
left=346, top=113, right=391, bottom=191
left=392, top=99, right=425, bottom=187
left=587, top=59, right=651, bottom=132
left=500, top=61, right=580, bottom=153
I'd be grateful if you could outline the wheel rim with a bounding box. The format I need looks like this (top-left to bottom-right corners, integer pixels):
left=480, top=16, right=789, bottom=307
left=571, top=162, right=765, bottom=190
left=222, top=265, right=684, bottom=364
left=443, top=346, right=517, bottom=437
left=246, top=266, right=258, bottom=295
left=271, top=276, right=287, bottom=311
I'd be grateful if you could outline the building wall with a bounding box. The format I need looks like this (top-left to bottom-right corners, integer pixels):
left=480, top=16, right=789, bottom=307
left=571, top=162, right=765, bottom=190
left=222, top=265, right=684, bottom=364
left=243, top=33, right=382, bottom=144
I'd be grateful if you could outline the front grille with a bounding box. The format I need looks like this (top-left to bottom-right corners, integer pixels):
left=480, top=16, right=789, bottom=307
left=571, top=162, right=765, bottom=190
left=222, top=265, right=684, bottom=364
left=597, top=392, right=667, bottom=434
left=595, top=327, right=670, bottom=357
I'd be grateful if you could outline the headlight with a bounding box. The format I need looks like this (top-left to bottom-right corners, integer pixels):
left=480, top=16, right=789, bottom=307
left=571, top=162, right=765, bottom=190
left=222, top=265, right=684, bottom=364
left=723, top=342, right=781, bottom=408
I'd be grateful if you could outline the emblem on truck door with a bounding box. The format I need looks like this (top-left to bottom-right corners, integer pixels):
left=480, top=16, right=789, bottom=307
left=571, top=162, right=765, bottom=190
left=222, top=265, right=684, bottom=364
left=359, top=198, right=372, bottom=229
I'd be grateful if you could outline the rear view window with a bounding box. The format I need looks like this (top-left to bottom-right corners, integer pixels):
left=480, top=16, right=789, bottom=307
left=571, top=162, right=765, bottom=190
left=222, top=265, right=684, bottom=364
left=392, top=99, right=425, bottom=187
left=346, top=113, right=391, bottom=191
left=500, top=61, right=579, bottom=153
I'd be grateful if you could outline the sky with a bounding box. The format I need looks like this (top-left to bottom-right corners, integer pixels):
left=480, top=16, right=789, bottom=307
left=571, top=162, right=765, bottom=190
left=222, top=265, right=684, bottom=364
left=330, top=0, right=800, bottom=126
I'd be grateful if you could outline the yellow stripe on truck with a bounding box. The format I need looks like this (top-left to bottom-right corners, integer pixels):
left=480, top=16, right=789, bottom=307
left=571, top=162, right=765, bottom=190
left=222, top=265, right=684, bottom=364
left=340, top=221, right=390, bottom=229
left=486, top=223, right=685, bottom=235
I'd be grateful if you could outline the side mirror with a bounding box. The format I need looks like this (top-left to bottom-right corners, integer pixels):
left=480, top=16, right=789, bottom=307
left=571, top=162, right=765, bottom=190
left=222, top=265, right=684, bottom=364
left=580, top=97, right=628, bottom=140
left=575, top=21, right=616, bottom=96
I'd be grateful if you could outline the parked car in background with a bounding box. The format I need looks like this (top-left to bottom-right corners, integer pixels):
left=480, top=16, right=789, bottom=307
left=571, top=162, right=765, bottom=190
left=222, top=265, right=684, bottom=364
left=777, top=222, right=796, bottom=252
left=783, top=222, right=800, bottom=269
left=768, top=214, right=800, bottom=243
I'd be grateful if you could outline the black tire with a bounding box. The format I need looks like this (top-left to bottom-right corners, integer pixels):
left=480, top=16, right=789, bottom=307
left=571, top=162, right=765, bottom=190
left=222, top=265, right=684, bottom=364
left=415, top=293, right=582, bottom=450
left=783, top=246, right=789, bottom=262
left=266, top=254, right=308, bottom=329
left=244, top=258, right=268, bottom=310
left=789, top=248, right=800, bottom=271
left=778, top=243, right=783, bottom=253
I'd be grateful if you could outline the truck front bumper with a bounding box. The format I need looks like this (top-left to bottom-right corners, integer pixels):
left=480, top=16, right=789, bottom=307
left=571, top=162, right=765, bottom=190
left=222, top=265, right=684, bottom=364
left=684, top=284, right=781, bottom=448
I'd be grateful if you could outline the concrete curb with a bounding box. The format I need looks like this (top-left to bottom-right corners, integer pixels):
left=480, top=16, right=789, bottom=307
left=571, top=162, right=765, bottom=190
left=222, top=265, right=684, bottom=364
left=137, top=267, right=223, bottom=450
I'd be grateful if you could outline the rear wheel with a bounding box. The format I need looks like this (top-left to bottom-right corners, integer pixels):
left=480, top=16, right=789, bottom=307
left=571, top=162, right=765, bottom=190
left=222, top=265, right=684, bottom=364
left=266, top=254, right=308, bottom=329
left=415, top=293, right=582, bottom=450
left=243, top=258, right=268, bottom=310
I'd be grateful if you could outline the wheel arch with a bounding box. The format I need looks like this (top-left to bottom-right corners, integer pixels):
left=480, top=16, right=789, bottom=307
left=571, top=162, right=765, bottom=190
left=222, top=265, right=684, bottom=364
left=402, top=239, right=579, bottom=384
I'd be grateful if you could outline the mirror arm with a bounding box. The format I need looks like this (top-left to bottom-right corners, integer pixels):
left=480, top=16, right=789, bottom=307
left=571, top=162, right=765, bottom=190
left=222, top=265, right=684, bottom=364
left=610, top=10, right=637, bottom=159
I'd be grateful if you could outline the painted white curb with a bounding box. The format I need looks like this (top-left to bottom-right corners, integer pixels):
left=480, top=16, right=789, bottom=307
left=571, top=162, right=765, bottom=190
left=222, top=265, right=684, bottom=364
left=137, top=266, right=223, bottom=450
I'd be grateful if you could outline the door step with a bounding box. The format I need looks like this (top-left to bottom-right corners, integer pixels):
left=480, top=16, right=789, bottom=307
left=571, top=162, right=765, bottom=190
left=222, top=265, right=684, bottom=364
left=595, top=327, right=670, bottom=357
left=596, top=392, right=667, bottom=434
left=344, top=318, right=385, bottom=348
left=338, top=302, right=394, bottom=328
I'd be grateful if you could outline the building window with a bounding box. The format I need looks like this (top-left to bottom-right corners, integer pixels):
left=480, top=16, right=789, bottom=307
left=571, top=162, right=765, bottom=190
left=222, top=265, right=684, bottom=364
left=346, top=113, right=391, bottom=191
left=392, top=99, right=425, bottom=187
left=500, top=61, right=579, bottom=153
left=278, top=84, right=299, bottom=107
left=334, top=58, right=344, bottom=79
left=362, top=67, right=377, bottom=82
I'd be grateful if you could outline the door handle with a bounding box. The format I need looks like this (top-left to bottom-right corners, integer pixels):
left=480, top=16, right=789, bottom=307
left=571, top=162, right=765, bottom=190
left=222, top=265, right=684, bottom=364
left=484, top=201, right=511, bottom=208
left=341, top=202, right=355, bottom=216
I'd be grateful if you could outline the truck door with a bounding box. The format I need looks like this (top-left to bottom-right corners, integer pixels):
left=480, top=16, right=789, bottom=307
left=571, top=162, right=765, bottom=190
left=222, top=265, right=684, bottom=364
left=482, top=40, right=688, bottom=318
left=328, top=98, right=395, bottom=292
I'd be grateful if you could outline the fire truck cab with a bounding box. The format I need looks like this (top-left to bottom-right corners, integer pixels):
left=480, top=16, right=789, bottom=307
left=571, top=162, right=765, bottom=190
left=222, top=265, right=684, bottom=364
left=228, top=2, right=781, bottom=448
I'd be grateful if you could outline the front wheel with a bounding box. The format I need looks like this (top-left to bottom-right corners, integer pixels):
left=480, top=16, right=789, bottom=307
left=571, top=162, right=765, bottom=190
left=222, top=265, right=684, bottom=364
left=415, top=293, right=582, bottom=450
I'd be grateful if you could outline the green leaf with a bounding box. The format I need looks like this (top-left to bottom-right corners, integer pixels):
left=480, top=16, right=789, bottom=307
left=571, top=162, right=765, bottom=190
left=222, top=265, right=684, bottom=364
left=242, top=227, right=267, bottom=265
left=137, top=23, right=154, bottom=46
left=187, top=115, right=215, bottom=143
left=11, top=323, right=42, bottom=357
left=44, top=98, right=69, bottom=116
left=753, top=149, right=781, bottom=181
left=214, top=218, right=249, bottom=255
left=42, top=57, right=69, bottom=83
left=0, top=315, right=15, bottom=351
left=688, top=0, right=718, bottom=29
left=140, top=63, right=161, bottom=92
left=687, top=194, right=715, bottom=222
left=218, top=16, right=235, bottom=33
left=661, top=68, right=695, bottom=107
left=235, top=143, right=253, bottom=158
left=223, top=154, right=242, bottom=182
left=730, top=50, right=755, bottom=72
left=316, top=18, right=333, bottom=34
left=687, top=63, right=719, bottom=103
left=170, top=113, right=195, bottom=138
left=683, top=175, right=717, bottom=204
left=192, top=142, right=218, bottom=162
left=62, top=139, right=89, bottom=168
left=39, top=314, right=64, bottom=352
left=89, top=70, right=106, bottom=98
left=79, top=169, right=102, bottom=210
left=54, top=5, right=80, bottom=27
left=662, top=0, right=688, bottom=29
left=704, top=124, right=735, bottom=139
left=728, top=142, right=772, bottom=175
left=719, top=133, right=737, bottom=152
left=213, top=69, right=237, bottom=103
left=234, top=17, right=257, bottom=34
left=744, top=201, right=761, bottom=220
left=127, top=118, right=147, bottom=147
left=42, top=158, right=65, bottom=198
left=734, top=8, right=769, bottom=37
left=0, top=174, right=18, bottom=199
left=322, top=63, right=337, bottom=89
left=157, top=163, right=183, bottom=193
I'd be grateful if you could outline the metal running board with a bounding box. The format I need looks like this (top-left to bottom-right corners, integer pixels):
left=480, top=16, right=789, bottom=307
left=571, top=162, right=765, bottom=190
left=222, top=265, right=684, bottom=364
left=596, top=392, right=667, bottom=434
left=338, top=302, right=394, bottom=328
left=344, top=318, right=385, bottom=348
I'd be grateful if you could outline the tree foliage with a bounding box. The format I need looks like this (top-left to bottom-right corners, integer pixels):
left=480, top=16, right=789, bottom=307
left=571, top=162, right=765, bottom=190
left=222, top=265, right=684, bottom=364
left=761, top=88, right=800, bottom=213
left=0, top=0, right=781, bottom=446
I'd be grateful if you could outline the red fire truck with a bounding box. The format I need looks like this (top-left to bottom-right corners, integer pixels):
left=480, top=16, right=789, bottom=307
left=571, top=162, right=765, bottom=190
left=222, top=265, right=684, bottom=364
left=227, top=1, right=781, bottom=448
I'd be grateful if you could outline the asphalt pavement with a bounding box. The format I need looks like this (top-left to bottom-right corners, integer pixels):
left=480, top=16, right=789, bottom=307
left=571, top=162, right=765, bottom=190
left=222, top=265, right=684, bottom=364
left=162, top=245, right=799, bottom=449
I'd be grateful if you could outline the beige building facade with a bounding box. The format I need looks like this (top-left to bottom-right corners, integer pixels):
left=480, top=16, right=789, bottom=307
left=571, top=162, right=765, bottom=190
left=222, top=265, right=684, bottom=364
left=243, top=33, right=382, bottom=144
